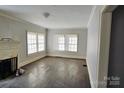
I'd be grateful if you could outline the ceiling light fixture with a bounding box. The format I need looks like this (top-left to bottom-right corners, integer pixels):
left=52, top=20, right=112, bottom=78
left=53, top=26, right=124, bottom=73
left=43, top=12, right=50, bottom=18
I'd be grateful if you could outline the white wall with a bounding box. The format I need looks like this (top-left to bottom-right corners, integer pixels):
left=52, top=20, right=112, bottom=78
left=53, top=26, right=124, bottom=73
left=0, top=13, right=88, bottom=69
left=87, top=5, right=104, bottom=88
left=47, top=28, right=87, bottom=59
left=98, top=12, right=112, bottom=88
left=0, top=15, right=47, bottom=68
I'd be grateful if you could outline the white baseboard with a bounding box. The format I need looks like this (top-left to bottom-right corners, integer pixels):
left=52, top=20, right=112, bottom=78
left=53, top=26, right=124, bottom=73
left=19, top=53, right=85, bottom=68
left=47, top=55, right=85, bottom=60
left=86, top=59, right=96, bottom=88
left=19, top=55, right=46, bottom=68
left=47, top=52, right=86, bottom=59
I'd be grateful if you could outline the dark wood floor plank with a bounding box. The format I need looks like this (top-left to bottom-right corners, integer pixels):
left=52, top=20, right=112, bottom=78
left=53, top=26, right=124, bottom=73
left=0, top=57, right=90, bottom=88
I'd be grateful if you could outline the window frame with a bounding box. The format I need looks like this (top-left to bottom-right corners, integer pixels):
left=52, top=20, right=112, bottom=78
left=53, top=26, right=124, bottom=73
left=56, top=34, right=78, bottom=52
left=27, top=32, right=37, bottom=55
left=38, top=33, right=45, bottom=52
left=56, top=34, right=65, bottom=51
left=67, top=34, right=78, bottom=52
left=26, top=31, right=45, bottom=55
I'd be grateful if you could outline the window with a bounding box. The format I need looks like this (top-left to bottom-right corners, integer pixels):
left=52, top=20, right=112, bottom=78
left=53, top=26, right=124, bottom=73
left=67, top=35, right=78, bottom=52
left=27, top=32, right=45, bottom=55
left=27, top=32, right=37, bottom=54
left=38, top=34, right=45, bottom=51
left=57, top=35, right=65, bottom=51
left=56, top=34, right=78, bottom=52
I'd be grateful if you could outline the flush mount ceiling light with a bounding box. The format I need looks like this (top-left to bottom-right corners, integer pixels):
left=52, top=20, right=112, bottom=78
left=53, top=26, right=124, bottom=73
left=43, top=12, right=50, bottom=18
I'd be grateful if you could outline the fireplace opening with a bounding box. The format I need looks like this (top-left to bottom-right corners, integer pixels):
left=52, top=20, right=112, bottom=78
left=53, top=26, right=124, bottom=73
left=0, top=57, right=17, bottom=79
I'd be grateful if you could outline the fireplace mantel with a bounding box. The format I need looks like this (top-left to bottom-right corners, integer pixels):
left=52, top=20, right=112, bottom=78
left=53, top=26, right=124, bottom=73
left=0, top=38, right=20, bottom=60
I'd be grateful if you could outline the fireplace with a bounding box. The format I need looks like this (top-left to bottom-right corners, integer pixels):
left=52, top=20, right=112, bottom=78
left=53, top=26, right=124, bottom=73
left=0, top=57, right=17, bottom=79
left=0, top=38, right=20, bottom=79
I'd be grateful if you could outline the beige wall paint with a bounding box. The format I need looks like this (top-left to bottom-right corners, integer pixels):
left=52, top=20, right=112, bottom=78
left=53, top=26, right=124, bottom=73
left=47, top=28, right=87, bottom=59
left=98, top=12, right=112, bottom=88
left=0, top=15, right=47, bottom=68
left=87, top=5, right=104, bottom=88
left=0, top=14, right=87, bottom=68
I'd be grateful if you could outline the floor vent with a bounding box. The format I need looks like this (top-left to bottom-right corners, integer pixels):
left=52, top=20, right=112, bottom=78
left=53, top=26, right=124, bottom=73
left=83, top=64, right=87, bottom=67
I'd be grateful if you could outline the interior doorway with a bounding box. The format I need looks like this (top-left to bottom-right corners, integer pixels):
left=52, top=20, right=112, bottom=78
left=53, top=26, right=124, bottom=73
left=107, top=6, right=124, bottom=88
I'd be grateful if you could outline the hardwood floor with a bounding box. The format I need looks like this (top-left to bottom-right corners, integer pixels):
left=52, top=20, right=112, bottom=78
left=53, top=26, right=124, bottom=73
left=0, top=56, right=91, bottom=88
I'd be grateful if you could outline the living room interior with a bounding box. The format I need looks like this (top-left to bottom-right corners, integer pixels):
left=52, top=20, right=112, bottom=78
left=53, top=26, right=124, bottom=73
left=0, top=5, right=123, bottom=88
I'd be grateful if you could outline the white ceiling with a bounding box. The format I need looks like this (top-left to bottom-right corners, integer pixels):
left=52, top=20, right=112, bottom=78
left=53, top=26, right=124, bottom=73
left=0, top=5, right=93, bottom=29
